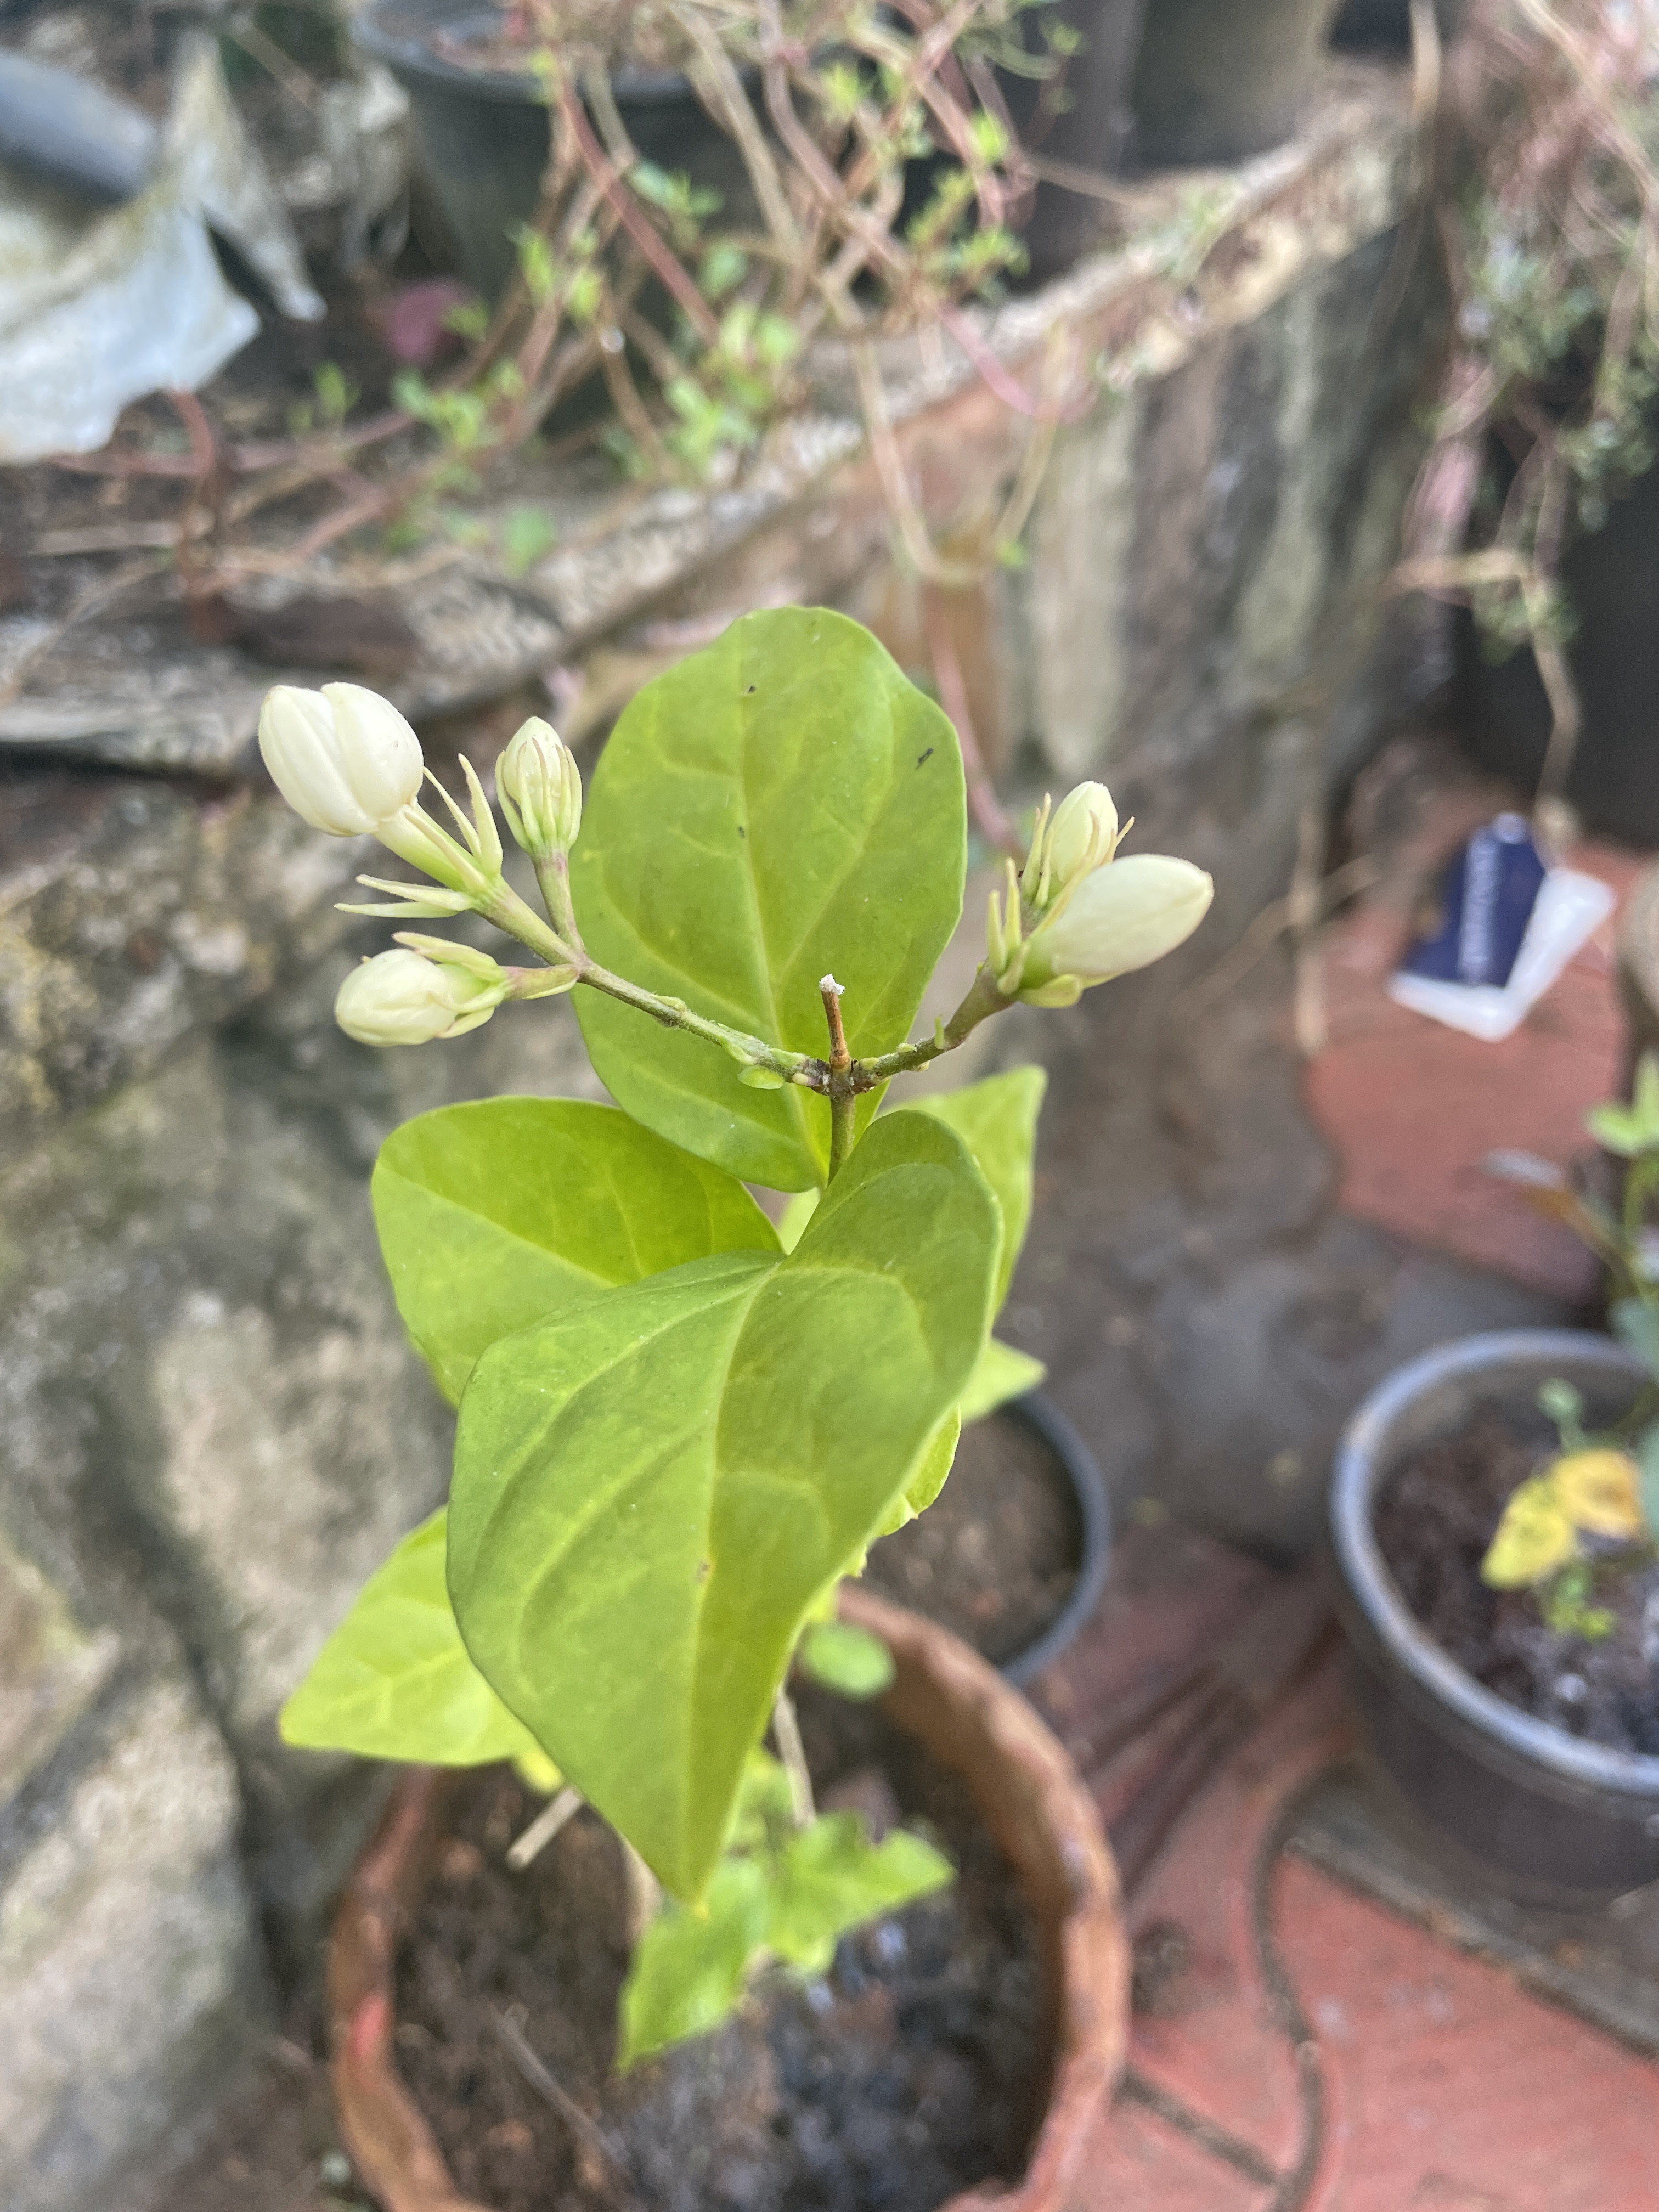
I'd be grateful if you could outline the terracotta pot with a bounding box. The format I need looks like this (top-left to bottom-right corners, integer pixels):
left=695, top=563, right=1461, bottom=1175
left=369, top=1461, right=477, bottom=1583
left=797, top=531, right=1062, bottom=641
left=328, top=1585, right=1128, bottom=2212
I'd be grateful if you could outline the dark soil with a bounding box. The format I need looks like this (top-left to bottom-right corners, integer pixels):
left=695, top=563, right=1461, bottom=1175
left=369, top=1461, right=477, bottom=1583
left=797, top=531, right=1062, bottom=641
left=1375, top=1404, right=1659, bottom=1755
left=392, top=1690, right=1045, bottom=2212
left=862, top=1411, right=1079, bottom=1666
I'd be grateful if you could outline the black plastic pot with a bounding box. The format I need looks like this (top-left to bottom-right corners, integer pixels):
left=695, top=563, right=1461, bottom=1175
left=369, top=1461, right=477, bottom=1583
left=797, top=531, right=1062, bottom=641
left=1131, top=0, right=1341, bottom=168
left=998, top=0, right=1148, bottom=282
left=353, top=0, right=755, bottom=299
left=1330, top=0, right=1466, bottom=50
left=1330, top=1330, right=1659, bottom=1904
left=1455, top=443, right=1659, bottom=847
left=1001, top=1390, right=1113, bottom=1686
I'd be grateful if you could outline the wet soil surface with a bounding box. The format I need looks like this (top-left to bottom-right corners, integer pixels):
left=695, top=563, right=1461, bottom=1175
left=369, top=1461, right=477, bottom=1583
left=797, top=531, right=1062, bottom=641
left=863, top=1411, right=1079, bottom=1667
left=392, top=1690, right=1044, bottom=2212
left=1375, top=1404, right=1659, bottom=1754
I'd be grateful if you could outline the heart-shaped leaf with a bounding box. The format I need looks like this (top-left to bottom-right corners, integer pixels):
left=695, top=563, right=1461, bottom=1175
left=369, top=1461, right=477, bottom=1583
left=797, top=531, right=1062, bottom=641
left=280, top=1511, right=546, bottom=1769
left=374, top=1098, right=776, bottom=1402
left=572, top=608, right=966, bottom=1190
left=449, top=1111, right=997, bottom=1900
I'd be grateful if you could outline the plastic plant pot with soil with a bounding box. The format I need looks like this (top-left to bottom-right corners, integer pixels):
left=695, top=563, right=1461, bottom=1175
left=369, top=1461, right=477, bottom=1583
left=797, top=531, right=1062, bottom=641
left=1130, top=0, right=1342, bottom=168
left=1330, top=1329, right=1659, bottom=1905
left=353, top=0, right=757, bottom=298
left=863, top=1391, right=1112, bottom=1688
left=329, top=1585, right=1128, bottom=2212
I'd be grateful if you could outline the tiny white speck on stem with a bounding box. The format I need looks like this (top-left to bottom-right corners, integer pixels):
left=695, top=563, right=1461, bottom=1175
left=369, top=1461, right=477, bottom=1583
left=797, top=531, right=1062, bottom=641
left=820, top=973, right=844, bottom=996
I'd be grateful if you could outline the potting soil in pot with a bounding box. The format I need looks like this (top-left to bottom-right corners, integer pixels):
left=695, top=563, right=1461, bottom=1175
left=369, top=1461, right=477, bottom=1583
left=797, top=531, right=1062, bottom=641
left=394, top=1690, right=1046, bottom=2212
left=862, top=1411, right=1079, bottom=1666
left=1375, top=1404, right=1659, bottom=1754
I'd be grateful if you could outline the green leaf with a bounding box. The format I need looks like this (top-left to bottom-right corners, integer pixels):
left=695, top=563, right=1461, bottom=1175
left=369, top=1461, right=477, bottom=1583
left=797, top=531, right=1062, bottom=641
left=765, top=1812, right=952, bottom=1975
left=902, top=1066, right=1046, bottom=1307
left=876, top=1406, right=961, bottom=1539
left=279, top=1511, right=549, bottom=1770
left=776, top=1187, right=819, bottom=1254
left=373, top=1098, right=776, bottom=1403
left=617, top=1855, right=770, bottom=2068
left=449, top=1111, right=998, bottom=1900
left=958, top=1336, right=1046, bottom=1424
left=727, top=1751, right=797, bottom=1850
left=797, top=1621, right=894, bottom=1700
left=1638, top=1424, right=1659, bottom=1538
left=572, top=608, right=966, bottom=1189
left=1586, top=1103, right=1645, bottom=1158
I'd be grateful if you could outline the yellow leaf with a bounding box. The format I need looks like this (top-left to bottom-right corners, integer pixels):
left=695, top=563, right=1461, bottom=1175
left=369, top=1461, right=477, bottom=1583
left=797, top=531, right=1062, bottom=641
left=1551, top=1448, right=1644, bottom=1538
left=1481, top=1478, right=1579, bottom=1588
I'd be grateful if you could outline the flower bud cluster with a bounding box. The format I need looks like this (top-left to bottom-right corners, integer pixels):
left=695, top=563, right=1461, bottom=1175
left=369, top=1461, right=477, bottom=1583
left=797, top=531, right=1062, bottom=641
left=987, top=778, right=1213, bottom=1007
left=260, top=681, right=585, bottom=1051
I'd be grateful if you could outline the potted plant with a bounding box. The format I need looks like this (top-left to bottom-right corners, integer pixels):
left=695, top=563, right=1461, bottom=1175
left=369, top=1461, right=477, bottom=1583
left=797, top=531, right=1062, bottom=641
left=259, top=605, right=1214, bottom=2202
left=1398, top=0, right=1659, bottom=840
left=1330, top=1060, right=1659, bottom=1903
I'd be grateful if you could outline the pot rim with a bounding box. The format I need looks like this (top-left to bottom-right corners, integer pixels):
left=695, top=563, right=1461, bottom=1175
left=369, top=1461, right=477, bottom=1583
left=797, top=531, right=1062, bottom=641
left=329, top=1589, right=1127, bottom=2212
left=1330, top=1326, right=1659, bottom=1798
left=1001, top=1390, right=1114, bottom=1688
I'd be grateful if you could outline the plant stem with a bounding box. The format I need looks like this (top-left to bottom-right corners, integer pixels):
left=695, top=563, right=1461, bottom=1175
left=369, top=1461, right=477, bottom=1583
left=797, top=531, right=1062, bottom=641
left=854, top=965, right=1013, bottom=1088
left=821, top=974, right=856, bottom=1179
left=772, top=1686, right=815, bottom=1828
left=533, top=849, right=584, bottom=953
left=484, top=878, right=819, bottom=1088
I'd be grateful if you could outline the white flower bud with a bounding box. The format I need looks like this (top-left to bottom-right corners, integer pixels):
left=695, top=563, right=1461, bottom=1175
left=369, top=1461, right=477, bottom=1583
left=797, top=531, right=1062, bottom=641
left=1045, top=781, right=1119, bottom=892
left=334, top=946, right=506, bottom=1047
left=259, top=683, right=424, bottom=836
left=497, top=717, right=582, bottom=861
left=1026, top=853, right=1212, bottom=992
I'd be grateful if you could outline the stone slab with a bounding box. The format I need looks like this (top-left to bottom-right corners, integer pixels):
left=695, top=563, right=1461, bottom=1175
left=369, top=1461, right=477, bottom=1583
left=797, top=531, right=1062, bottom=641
left=0, top=1526, right=119, bottom=1801
left=0, top=1671, right=270, bottom=2212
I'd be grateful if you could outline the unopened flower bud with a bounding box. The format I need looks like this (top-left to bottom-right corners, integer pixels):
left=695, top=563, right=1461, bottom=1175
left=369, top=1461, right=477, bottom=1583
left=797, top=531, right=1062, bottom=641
left=334, top=946, right=507, bottom=1047
left=497, top=717, right=581, bottom=861
left=259, top=684, right=424, bottom=836
left=1023, top=853, right=1212, bottom=996
left=1045, top=782, right=1119, bottom=893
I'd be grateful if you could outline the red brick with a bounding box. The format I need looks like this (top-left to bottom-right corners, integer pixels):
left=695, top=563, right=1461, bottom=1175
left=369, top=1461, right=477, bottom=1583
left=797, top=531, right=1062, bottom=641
left=1121, top=1651, right=1353, bottom=2174
left=1030, top=1522, right=1274, bottom=1768
left=1065, top=2095, right=1270, bottom=2211
left=1278, top=1859, right=1659, bottom=2211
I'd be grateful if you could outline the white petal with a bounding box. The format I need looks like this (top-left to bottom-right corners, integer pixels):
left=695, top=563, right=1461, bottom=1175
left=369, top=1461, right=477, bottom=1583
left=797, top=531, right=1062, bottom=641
left=1043, top=853, right=1213, bottom=984
left=320, top=684, right=425, bottom=822
left=259, top=686, right=376, bottom=835
left=1046, top=781, right=1118, bottom=889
